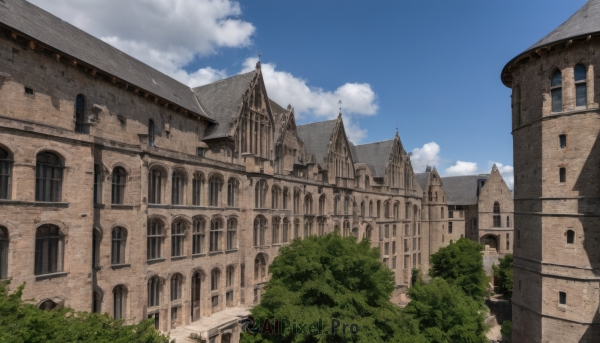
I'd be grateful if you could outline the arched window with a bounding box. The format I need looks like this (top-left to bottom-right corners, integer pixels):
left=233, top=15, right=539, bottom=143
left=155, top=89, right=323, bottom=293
left=171, top=274, right=182, bottom=301
left=34, top=225, right=63, bottom=275
left=191, top=271, right=202, bottom=321
left=93, top=164, right=102, bottom=204
left=227, top=178, right=238, bottom=207
left=111, top=227, right=126, bottom=265
left=209, top=175, right=222, bottom=207
left=148, top=276, right=160, bottom=307
left=210, top=218, right=222, bottom=252
left=148, top=119, right=155, bottom=147
left=360, top=201, right=365, bottom=217
left=0, top=226, right=7, bottom=279
left=271, top=185, right=281, bottom=209
left=293, top=189, right=300, bottom=214
left=0, top=148, right=13, bottom=200
left=255, top=180, right=268, bottom=208
left=304, top=194, right=313, bottom=214
left=317, top=218, right=325, bottom=236
left=111, top=167, right=127, bottom=204
left=35, top=152, right=63, bottom=202
left=171, top=220, right=186, bottom=257
left=113, top=285, right=126, bottom=319
left=282, top=188, right=288, bottom=209
left=192, top=172, right=203, bottom=206
left=282, top=218, right=289, bottom=243
left=575, top=64, right=587, bottom=107
left=147, top=220, right=163, bottom=260
left=384, top=201, right=390, bottom=218
left=171, top=170, right=185, bottom=205
left=344, top=197, right=349, bottom=215
left=227, top=219, right=237, bottom=250
left=369, top=201, right=373, bottom=217
left=254, top=254, right=266, bottom=282
left=211, top=269, right=220, bottom=291
left=75, top=94, right=85, bottom=133
left=253, top=216, right=267, bottom=246
left=343, top=221, right=350, bottom=237
left=226, top=265, right=235, bottom=287
left=493, top=202, right=501, bottom=227
left=366, top=226, right=372, bottom=240
left=319, top=195, right=326, bottom=215
left=304, top=218, right=313, bottom=237
left=39, top=300, right=57, bottom=311
left=148, top=167, right=163, bottom=204
left=551, top=70, right=562, bottom=112
left=333, top=196, right=339, bottom=215
left=272, top=217, right=280, bottom=244
left=294, top=219, right=300, bottom=239
left=393, top=203, right=399, bottom=220
left=566, top=230, right=575, bottom=244
left=192, top=218, right=205, bottom=254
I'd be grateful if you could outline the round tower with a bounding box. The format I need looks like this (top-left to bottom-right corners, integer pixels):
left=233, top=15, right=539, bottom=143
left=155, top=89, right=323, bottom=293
left=501, top=1, right=600, bottom=342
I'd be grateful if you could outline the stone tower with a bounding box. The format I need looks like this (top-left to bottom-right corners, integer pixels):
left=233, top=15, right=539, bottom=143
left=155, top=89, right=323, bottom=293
left=501, top=1, right=600, bottom=342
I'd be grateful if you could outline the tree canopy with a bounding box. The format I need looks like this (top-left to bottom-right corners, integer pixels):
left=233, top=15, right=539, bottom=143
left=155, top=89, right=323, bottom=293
left=492, top=254, right=513, bottom=297
left=0, top=281, right=171, bottom=343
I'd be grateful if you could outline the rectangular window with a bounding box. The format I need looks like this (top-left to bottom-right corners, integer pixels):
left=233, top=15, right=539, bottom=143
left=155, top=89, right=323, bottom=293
left=392, top=241, right=396, bottom=255
left=449, top=211, right=454, bottom=219
left=559, top=292, right=567, bottom=305
left=212, top=295, right=219, bottom=307
left=384, top=242, right=389, bottom=255
left=559, top=168, right=566, bottom=183
left=576, top=84, right=587, bottom=107
left=404, top=239, right=409, bottom=252
left=392, top=257, right=396, bottom=269
left=240, top=264, right=245, bottom=287
left=385, top=225, right=389, bottom=238
left=413, top=238, right=416, bottom=251
left=448, top=222, right=453, bottom=234
left=552, top=88, right=562, bottom=112
left=404, top=255, right=409, bottom=269
left=226, top=291, right=233, bottom=307
left=559, top=134, right=567, bottom=149
left=392, top=225, right=397, bottom=237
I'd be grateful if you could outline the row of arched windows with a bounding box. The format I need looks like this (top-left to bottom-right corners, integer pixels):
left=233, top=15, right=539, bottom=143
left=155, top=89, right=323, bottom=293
left=550, top=64, right=588, bottom=113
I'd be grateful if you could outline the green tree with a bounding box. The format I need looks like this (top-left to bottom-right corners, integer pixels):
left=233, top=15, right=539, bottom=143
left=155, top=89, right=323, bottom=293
left=492, top=254, right=513, bottom=297
left=429, top=237, right=490, bottom=301
left=500, top=320, right=512, bottom=343
left=240, top=233, right=410, bottom=343
left=0, top=281, right=171, bottom=343
left=402, top=278, right=488, bottom=343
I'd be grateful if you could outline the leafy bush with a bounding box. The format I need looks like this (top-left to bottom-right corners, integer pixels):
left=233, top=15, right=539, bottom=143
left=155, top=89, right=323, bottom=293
left=492, top=254, right=513, bottom=296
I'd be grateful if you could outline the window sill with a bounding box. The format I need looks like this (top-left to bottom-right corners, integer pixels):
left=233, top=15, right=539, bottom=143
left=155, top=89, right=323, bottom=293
left=171, top=256, right=188, bottom=261
left=94, top=203, right=105, bottom=209
left=147, top=258, right=166, bottom=264
left=209, top=251, right=223, bottom=256
left=171, top=299, right=182, bottom=307
left=558, top=304, right=567, bottom=312
left=110, top=263, right=131, bottom=269
left=225, top=249, right=238, bottom=254
left=34, top=202, right=69, bottom=208
left=35, top=272, right=68, bottom=281
left=147, top=307, right=160, bottom=315
left=254, top=245, right=271, bottom=249
left=192, top=253, right=207, bottom=258
left=110, top=204, right=135, bottom=210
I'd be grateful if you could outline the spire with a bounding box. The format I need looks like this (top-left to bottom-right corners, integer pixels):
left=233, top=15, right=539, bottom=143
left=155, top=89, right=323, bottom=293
left=256, top=53, right=261, bottom=70
left=395, top=126, right=399, bottom=137
left=338, top=100, right=342, bottom=118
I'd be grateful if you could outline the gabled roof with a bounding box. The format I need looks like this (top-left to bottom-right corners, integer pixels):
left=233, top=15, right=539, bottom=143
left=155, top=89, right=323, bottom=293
left=193, top=71, right=256, bottom=140
left=0, top=0, right=210, bottom=119
left=296, top=119, right=337, bottom=167
left=441, top=174, right=490, bottom=205
left=415, top=172, right=430, bottom=192
left=353, top=140, right=395, bottom=178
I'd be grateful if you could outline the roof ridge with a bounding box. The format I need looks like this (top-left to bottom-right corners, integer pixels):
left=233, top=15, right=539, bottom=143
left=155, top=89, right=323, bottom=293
left=193, top=70, right=255, bottom=90
left=354, top=139, right=394, bottom=147
left=296, top=118, right=338, bottom=127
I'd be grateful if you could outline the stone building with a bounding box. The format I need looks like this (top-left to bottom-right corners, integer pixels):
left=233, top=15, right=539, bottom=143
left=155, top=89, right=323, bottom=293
left=501, top=0, right=600, bottom=341
left=0, top=1, right=426, bottom=341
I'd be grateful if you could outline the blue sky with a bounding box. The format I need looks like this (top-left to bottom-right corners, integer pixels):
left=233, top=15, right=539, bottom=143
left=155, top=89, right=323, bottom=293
left=31, top=0, right=590, bottom=187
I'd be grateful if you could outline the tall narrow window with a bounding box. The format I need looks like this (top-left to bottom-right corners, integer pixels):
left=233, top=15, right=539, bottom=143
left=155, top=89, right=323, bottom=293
left=369, top=201, right=373, bottom=217
left=566, top=230, right=575, bottom=244
left=559, top=134, right=567, bottom=149
left=111, top=227, right=126, bottom=265
left=294, top=219, right=300, bottom=239
left=255, top=180, right=268, bottom=208
left=551, top=70, right=563, bottom=112
left=148, top=120, right=155, bottom=147
left=0, top=226, right=7, bottom=279
left=171, top=170, right=185, bottom=205
left=254, top=216, right=267, bottom=246
left=575, top=64, right=587, bottom=107
left=75, top=94, right=85, bottom=133
left=112, top=167, right=126, bottom=204
left=211, top=269, right=220, bottom=291
left=559, top=167, right=566, bottom=183
left=226, top=265, right=234, bottom=287
left=209, top=175, right=222, bottom=207
left=559, top=292, right=567, bottom=305
left=35, top=152, right=63, bottom=202
left=282, top=218, right=289, bottom=243
left=93, top=164, right=102, bottom=204
left=192, top=172, right=203, bottom=206
left=113, top=285, right=125, bottom=320
left=227, top=178, right=238, bottom=207
left=361, top=201, right=365, bottom=217
left=304, top=195, right=313, bottom=214
left=282, top=188, right=288, bottom=209
left=192, top=218, right=205, bottom=254
left=493, top=202, right=501, bottom=227
left=272, top=217, right=280, bottom=244
left=147, top=220, right=162, bottom=260
left=449, top=222, right=453, bottom=234
left=210, top=218, right=222, bottom=252
left=271, top=186, right=280, bottom=209
left=148, top=167, right=163, bottom=204
left=319, top=195, right=326, bottom=215
left=34, top=225, right=63, bottom=275
left=333, top=196, right=339, bottom=215
left=148, top=276, right=160, bottom=307
left=0, top=148, right=12, bottom=200
left=507, top=216, right=510, bottom=227
left=293, top=190, right=300, bottom=214
left=227, top=219, right=237, bottom=250
left=171, top=221, right=185, bottom=257
left=170, top=274, right=182, bottom=301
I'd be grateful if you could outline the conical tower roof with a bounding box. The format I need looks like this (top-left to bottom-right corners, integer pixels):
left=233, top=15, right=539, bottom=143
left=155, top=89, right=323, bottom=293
left=502, top=0, right=600, bottom=86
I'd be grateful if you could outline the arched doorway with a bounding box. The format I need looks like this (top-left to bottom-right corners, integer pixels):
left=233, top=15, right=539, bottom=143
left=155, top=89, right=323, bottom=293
left=481, top=235, right=498, bottom=252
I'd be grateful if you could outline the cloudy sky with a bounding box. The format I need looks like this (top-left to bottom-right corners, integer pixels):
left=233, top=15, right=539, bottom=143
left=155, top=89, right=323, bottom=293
left=28, top=0, right=589, bottom=189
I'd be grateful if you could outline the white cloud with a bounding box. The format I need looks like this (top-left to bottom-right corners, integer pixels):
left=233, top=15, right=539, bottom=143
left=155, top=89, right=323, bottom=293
left=444, top=161, right=478, bottom=176
left=410, top=142, right=441, bottom=173
left=29, top=0, right=254, bottom=86
left=240, top=58, right=377, bottom=143
left=489, top=161, right=514, bottom=189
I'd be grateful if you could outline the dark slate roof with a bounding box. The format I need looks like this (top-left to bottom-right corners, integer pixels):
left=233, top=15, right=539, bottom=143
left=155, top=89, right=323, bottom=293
left=0, top=0, right=211, bottom=119
left=503, top=0, right=600, bottom=84
left=193, top=71, right=256, bottom=140
left=296, top=119, right=337, bottom=167
left=415, top=173, right=430, bottom=192
left=353, top=140, right=394, bottom=177
left=269, top=99, right=287, bottom=115
left=441, top=174, right=489, bottom=205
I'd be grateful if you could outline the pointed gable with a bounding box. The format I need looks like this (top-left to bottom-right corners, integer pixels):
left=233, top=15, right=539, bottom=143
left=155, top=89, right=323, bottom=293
left=296, top=119, right=338, bottom=169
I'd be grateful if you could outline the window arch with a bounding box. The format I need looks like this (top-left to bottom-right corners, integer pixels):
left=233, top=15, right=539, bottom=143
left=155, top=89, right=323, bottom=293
left=36, top=152, right=63, bottom=202
left=575, top=64, right=587, bottom=107
left=304, top=194, right=313, bottom=214
left=147, top=219, right=163, bottom=260
left=0, top=147, right=12, bottom=200
left=493, top=202, right=501, bottom=227
left=111, top=167, right=127, bottom=204
left=113, top=285, right=126, bottom=320
left=171, top=220, right=186, bottom=257
left=192, top=217, right=206, bottom=254
left=39, top=299, right=58, bottom=311
left=148, top=119, right=155, bottom=147
left=255, top=180, right=268, bottom=208
left=551, top=69, right=563, bottom=112
left=148, top=166, right=163, bottom=204
left=271, top=185, right=281, bottom=209
left=111, top=227, right=126, bottom=265
left=192, top=172, right=204, bottom=206
left=566, top=230, right=575, bottom=244
left=0, top=226, right=7, bottom=279
left=272, top=217, right=280, bottom=244
left=170, top=273, right=183, bottom=301
left=227, top=178, right=238, bottom=207
left=254, top=216, right=267, bottom=246
left=211, top=268, right=220, bottom=291
left=171, top=170, right=186, bottom=205
left=227, top=218, right=237, bottom=250
left=210, top=218, right=223, bottom=252
left=319, top=195, right=326, bottom=215
left=254, top=254, right=266, bottom=283
left=75, top=94, right=85, bottom=133
left=209, top=174, right=223, bottom=207
left=148, top=276, right=160, bottom=307
left=35, top=225, right=64, bottom=275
